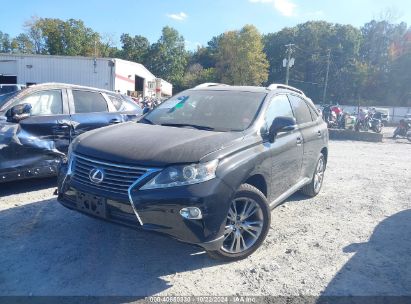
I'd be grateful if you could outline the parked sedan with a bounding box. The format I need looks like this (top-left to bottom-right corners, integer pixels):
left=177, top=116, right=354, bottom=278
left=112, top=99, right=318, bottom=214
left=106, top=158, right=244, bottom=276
left=0, top=83, right=143, bottom=183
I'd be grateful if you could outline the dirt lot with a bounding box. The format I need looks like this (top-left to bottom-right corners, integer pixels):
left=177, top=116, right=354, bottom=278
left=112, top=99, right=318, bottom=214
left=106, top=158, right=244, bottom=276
left=0, top=128, right=410, bottom=297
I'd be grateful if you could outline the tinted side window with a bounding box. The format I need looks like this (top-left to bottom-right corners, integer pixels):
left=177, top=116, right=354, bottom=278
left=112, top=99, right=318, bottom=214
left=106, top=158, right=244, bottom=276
left=264, top=94, right=294, bottom=126
left=72, top=90, right=108, bottom=114
left=121, top=99, right=143, bottom=112
left=107, top=94, right=123, bottom=111
left=308, top=106, right=319, bottom=120
left=107, top=94, right=142, bottom=113
left=18, top=90, right=63, bottom=116
left=288, top=95, right=313, bottom=124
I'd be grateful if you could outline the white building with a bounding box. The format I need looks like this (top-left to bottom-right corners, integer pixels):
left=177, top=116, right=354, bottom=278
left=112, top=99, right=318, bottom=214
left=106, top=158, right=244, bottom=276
left=0, top=53, right=172, bottom=97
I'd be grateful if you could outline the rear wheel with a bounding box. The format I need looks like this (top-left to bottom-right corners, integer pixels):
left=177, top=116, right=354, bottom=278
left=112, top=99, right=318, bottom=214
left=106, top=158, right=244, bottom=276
left=207, top=184, right=270, bottom=261
left=374, top=123, right=382, bottom=133
left=301, top=154, right=325, bottom=197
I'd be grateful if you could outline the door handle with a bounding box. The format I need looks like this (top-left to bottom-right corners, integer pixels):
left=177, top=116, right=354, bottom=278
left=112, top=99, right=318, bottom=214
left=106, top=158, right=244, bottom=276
left=109, top=119, right=121, bottom=124
left=296, top=137, right=303, bottom=145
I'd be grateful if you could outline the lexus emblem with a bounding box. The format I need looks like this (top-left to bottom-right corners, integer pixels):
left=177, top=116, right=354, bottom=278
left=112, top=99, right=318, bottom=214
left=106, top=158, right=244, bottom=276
left=89, top=168, right=105, bottom=184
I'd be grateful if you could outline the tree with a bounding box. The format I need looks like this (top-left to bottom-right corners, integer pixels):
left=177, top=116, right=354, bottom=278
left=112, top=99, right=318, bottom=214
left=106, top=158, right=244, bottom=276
left=182, top=63, right=217, bottom=88
left=263, top=21, right=362, bottom=104
left=24, top=17, right=46, bottom=54
left=22, top=17, right=103, bottom=56
left=360, top=20, right=407, bottom=68
left=189, top=45, right=216, bottom=69
left=357, top=20, right=408, bottom=105
left=146, top=26, right=188, bottom=87
left=0, top=31, right=12, bottom=53
left=118, top=34, right=150, bottom=63
left=99, top=33, right=118, bottom=58
left=215, top=25, right=268, bottom=86
left=11, top=34, right=35, bottom=54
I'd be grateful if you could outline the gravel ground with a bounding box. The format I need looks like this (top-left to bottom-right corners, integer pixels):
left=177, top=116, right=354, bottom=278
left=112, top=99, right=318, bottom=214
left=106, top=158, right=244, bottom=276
left=0, top=128, right=410, bottom=297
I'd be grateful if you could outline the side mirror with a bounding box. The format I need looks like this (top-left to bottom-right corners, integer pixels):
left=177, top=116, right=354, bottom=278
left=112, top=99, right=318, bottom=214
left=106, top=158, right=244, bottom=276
left=5, top=103, right=32, bottom=123
left=268, top=116, right=296, bottom=143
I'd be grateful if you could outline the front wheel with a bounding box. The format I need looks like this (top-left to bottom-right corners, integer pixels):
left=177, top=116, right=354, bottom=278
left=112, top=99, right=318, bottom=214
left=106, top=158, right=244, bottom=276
left=374, top=124, right=382, bottom=133
left=207, top=184, right=271, bottom=261
left=407, top=132, right=411, bottom=142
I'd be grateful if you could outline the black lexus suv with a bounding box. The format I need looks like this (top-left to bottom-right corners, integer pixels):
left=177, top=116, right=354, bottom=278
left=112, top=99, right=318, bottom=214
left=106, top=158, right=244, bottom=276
left=57, top=83, right=328, bottom=260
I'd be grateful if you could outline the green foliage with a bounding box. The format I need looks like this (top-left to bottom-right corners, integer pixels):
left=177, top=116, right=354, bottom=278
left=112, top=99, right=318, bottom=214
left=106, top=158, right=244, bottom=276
left=1, top=17, right=410, bottom=105
left=188, top=46, right=216, bottom=69
left=0, top=31, right=12, bottom=53
left=358, top=20, right=409, bottom=106
left=19, top=17, right=103, bottom=56
left=118, top=34, right=150, bottom=63
left=263, top=21, right=363, bottom=103
left=11, top=34, right=35, bottom=54
left=182, top=63, right=217, bottom=88
left=214, top=25, right=269, bottom=86
left=146, top=27, right=188, bottom=86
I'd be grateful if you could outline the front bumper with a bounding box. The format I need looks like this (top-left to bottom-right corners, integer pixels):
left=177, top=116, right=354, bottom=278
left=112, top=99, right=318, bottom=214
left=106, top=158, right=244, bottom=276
left=57, top=163, right=234, bottom=251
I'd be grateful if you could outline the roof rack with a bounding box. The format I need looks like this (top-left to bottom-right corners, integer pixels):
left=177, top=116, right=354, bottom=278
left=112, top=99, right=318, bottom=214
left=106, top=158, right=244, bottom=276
left=267, top=83, right=305, bottom=96
left=194, top=83, right=230, bottom=88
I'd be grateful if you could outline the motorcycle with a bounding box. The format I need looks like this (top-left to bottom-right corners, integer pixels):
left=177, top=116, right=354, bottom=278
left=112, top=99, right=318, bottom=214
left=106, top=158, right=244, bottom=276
left=355, top=114, right=369, bottom=132
left=393, top=120, right=411, bottom=141
left=369, top=114, right=383, bottom=133
left=323, top=105, right=340, bottom=128
left=355, top=112, right=382, bottom=133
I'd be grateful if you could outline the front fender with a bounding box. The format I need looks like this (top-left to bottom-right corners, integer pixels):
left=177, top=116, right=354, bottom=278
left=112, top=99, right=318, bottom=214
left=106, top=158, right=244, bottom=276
left=215, top=141, right=271, bottom=199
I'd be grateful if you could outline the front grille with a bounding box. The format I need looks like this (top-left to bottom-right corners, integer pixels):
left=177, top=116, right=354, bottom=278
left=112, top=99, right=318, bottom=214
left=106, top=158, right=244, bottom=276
left=71, top=154, right=149, bottom=197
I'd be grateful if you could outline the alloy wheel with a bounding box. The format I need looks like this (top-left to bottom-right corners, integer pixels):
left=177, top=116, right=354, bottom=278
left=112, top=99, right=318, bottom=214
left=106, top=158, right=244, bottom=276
left=221, top=197, right=264, bottom=254
left=313, top=157, right=325, bottom=193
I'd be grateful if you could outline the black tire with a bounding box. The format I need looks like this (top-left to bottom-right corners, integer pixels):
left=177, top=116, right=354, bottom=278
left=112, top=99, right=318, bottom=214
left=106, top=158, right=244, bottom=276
left=407, top=133, right=411, bottom=142
left=301, top=154, right=325, bottom=197
left=207, top=183, right=271, bottom=261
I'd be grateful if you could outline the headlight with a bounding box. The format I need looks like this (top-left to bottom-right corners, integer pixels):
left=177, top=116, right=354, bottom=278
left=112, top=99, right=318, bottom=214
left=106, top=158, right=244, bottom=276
left=140, top=159, right=219, bottom=190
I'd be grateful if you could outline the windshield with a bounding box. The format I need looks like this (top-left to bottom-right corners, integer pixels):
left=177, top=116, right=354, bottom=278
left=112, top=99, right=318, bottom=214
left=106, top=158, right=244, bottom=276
left=143, top=90, right=266, bottom=132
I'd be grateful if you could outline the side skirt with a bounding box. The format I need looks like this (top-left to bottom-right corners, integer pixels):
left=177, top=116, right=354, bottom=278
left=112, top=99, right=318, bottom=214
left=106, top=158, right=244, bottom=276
left=269, top=177, right=311, bottom=209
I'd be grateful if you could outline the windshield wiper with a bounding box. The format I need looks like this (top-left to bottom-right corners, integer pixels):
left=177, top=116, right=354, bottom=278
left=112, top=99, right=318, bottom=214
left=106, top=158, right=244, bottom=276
left=160, top=123, right=215, bottom=131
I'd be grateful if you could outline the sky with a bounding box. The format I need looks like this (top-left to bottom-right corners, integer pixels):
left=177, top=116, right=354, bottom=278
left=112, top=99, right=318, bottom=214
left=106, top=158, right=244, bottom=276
left=1, top=0, right=410, bottom=50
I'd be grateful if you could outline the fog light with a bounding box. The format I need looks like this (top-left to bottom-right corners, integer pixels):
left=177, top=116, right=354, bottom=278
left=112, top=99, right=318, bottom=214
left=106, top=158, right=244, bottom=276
left=180, top=207, right=202, bottom=219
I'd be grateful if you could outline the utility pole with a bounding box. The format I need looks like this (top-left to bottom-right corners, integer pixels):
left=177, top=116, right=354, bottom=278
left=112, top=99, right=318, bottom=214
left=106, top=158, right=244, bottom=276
left=284, top=44, right=295, bottom=85
left=322, top=49, right=331, bottom=104
left=94, top=39, right=98, bottom=57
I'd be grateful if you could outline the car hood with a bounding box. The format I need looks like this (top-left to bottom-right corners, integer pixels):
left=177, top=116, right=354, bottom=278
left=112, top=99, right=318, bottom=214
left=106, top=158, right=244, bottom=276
left=73, top=122, right=244, bottom=167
